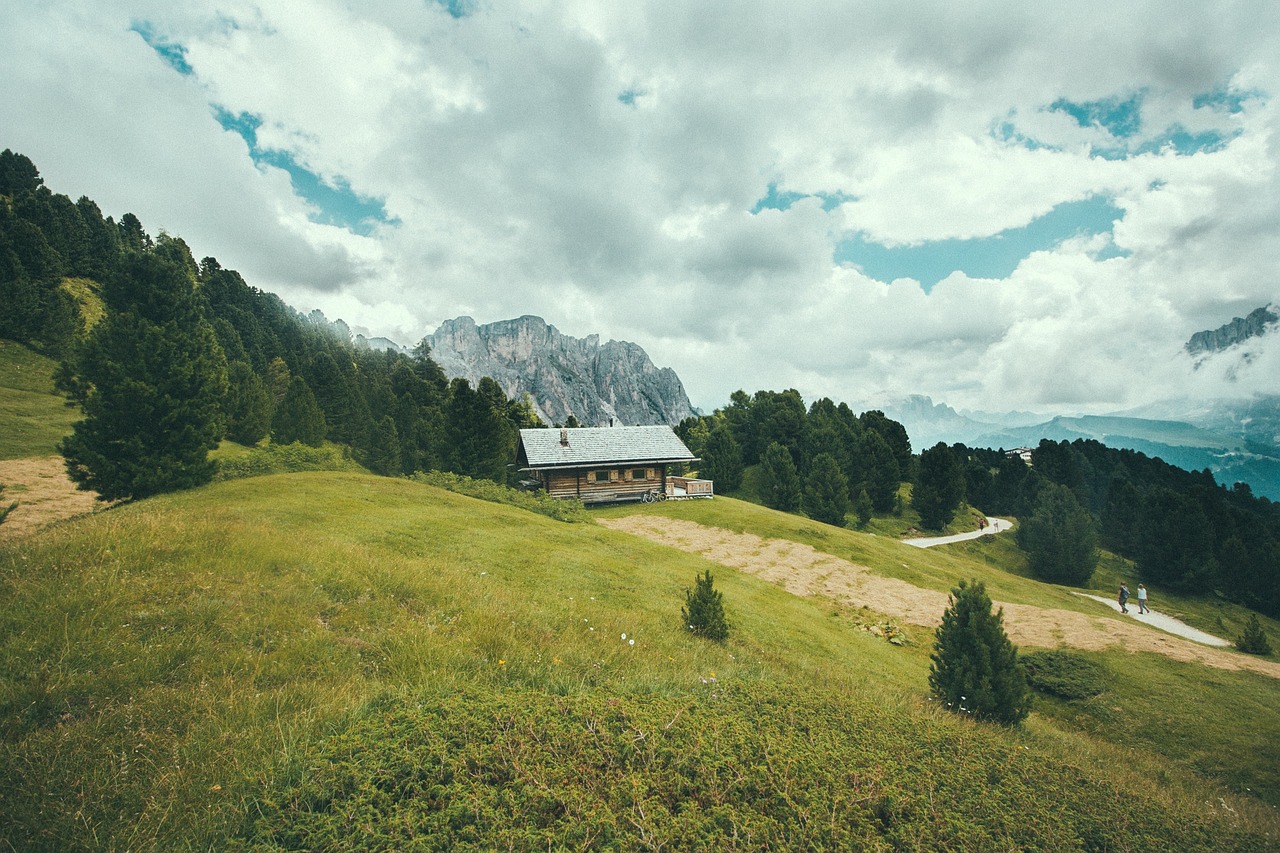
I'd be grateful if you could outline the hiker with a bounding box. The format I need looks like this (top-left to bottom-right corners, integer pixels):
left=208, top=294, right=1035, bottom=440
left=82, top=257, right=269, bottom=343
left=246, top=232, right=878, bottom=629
left=1137, top=583, right=1149, bottom=614
left=1118, top=583, right=1130, bottom=614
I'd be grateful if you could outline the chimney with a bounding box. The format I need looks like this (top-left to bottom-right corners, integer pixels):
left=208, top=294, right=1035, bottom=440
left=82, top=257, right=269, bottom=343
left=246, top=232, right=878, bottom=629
left=559, top=428, right=569, bottom=447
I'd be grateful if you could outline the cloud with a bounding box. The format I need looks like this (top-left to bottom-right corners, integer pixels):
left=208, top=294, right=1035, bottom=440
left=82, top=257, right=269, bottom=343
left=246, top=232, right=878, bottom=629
left=4, top=0, right=1280, bottom=418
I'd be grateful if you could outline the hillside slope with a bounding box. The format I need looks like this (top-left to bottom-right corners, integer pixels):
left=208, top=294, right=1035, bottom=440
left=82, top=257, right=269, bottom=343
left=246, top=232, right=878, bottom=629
left=2, top=473, right=1278, bottom=849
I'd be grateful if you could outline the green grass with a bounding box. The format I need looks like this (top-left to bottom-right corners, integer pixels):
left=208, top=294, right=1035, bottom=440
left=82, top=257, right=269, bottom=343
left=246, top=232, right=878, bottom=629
left=2, top=472, right=1278, bottom=849
left=0, top=339, right=79, bottom=459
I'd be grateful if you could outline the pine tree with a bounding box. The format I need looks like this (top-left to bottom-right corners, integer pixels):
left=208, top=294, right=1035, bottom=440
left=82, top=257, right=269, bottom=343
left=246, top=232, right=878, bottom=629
left=224, top=361, right=273, bottom=445
left=682, top=569, right=728, bottom=641
left=759, top=441, right=802, bottom=512
left=1016, top=482, right=1099, bottom=585
left=859, top=429, right=900, bottom=512
left=929, top=579, right=1030, bottom=725
left=60, top=249, right=228, bottom=501
left=803, top=452, right=851, bottom=526
left=914, top=442, right=965, bottom=530
left=701, top=424, right=744, bottom=492
left=271, top=376, right=327, bottom=447
left=854, top=488, right=874, bottom=527
left=1236, top=613, right=1273, bottom=656
left=364, top=415, right=402, bottom=476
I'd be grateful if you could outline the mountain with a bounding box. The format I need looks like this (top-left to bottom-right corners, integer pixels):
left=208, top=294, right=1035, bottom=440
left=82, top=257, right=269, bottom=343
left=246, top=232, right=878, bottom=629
left=882, top=396, right=1280, bottom=500
left=423, top=315, right=696, bottom=427
left=1186, top=305, right=1278, bottom=359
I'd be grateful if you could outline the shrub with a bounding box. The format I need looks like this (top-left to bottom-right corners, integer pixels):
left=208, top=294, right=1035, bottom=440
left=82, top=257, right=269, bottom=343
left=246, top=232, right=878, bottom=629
left=411, top=470, right=591, bottom=524
left=1021, top=650, right=1108, bottom=699
left=215, top=442, right=361, bottom=481
left=929, top=579, right=1030, bottom=725
left=682, top=569, right=728, bottom=641
left=1236, top=613, right=1273, bottom=656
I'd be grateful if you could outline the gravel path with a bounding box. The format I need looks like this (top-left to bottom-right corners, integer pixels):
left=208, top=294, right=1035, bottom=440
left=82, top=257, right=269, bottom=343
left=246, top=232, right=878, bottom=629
left=600, top=515, right=1280, bottom=680
left=902, top=516, right=1012, bottom=548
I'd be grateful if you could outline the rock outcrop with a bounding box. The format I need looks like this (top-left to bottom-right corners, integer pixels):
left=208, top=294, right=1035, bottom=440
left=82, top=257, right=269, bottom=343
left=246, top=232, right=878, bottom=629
left=1186, top=305, right=1278, bottom=356
left=423, top=315, right=696, bottom=427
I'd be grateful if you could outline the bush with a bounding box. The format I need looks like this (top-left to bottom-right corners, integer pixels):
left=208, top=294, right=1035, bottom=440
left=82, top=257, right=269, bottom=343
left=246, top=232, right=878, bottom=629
left=682, top=569, right=728, bottom=641
left=215, top=442, right=362, bottom=481
left=929, top=579, right=1030, bottom=725
left=412, top=470, right=591, bottom=524
left=1236, top=613, right=1273, bottom=656
left=1021, top=650, right=1108, bottom=699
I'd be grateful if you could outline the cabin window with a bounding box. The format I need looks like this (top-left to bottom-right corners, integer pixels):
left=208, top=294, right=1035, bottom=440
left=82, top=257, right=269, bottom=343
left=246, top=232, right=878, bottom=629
left=630, top=469, right=648, bottom=480
left=592, top=469, right=613, bottom=483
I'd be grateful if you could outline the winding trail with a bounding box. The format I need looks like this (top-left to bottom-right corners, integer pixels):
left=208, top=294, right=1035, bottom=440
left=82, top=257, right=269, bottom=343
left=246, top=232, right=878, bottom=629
left=599, top=515, right=1280, bottom=680
left=902, top=516, right=1012, bottom=548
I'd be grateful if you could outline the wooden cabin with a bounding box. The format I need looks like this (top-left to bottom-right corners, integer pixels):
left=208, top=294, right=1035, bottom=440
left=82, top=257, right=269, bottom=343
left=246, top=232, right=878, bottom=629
left=516, top=426, right=706, bottom=504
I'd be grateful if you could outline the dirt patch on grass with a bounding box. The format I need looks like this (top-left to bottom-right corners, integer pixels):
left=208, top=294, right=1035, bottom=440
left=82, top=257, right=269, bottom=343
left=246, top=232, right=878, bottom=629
left=0, top=456, right=104, bottom=540
left=600, top=516, right=1280, bottom=681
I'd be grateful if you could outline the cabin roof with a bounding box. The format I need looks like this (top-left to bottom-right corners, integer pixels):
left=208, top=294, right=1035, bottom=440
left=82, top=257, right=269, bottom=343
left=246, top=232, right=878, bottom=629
left=518, top=426, right=697, bottom=471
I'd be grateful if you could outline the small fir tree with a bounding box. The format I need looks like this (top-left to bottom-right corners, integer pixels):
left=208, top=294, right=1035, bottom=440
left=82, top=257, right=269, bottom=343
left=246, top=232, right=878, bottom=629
left=1236, top=613, right=1273, bottom=656
left=854, top=488, right=874, bottom=527
left=682, top=569, right=728, bottom=642
left=272, top=376, right=327, bottom=447
left=803, top=452, right=851, bottom=526
left=1016, top=482, right=1099, bottom=586
left=929, top=579, right=1030, bottom=725
left=759, top=441, right=801, bottom=512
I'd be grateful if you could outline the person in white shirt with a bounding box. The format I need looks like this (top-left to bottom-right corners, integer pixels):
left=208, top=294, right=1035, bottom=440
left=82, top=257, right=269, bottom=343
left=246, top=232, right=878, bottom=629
left=1137, top=583, right=1149, bottom=614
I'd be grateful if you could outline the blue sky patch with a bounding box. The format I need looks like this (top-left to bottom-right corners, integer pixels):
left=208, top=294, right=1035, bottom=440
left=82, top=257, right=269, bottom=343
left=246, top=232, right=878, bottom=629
left=131, top=20, right=193, bottom=75
left=214, top=107, right=395, bottom=236
left=751, top=183, right=857, bottom=214
left=1050, top=93, right=1144, bottom=138
left=1193, top=85, right=1260, bottom=114
left=432, top=0, right=473, bottom=18
left=617, top=89, right=645, bottom=106
left=835, top=196, right=1126, bottom=289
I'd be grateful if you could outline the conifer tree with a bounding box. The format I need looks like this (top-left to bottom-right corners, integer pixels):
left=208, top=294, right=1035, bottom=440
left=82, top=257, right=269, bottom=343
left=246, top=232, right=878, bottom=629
left=1016, top=482, right=1099, bottom=585
left=682, top=569, right=728, bottom=641
left=1236, top=613, right=1273, bottom=656
left=759, top=441, right=802, bottom=512
left=60, top=248, right=228, bottom=500
left=224, top=361, right=273, bottom=445
left=914, top=442, right=965, bottom=530
left=929, top=579, right=1030, bottom=725
left=272, top=376, right=327, bottom=447
left=701, top=424, right=744, bottom=492
left=859, top=429, right=900, bottom=512
left=803, top=452, right=851, bottom=526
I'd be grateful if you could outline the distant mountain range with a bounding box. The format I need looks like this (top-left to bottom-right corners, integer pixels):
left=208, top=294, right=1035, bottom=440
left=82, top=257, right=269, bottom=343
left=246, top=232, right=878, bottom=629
left=882, top=304, right=1280, bottom=499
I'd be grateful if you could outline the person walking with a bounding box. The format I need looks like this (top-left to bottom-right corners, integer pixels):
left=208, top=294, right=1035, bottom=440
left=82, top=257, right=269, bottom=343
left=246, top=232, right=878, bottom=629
left=1137, top=583, right=1149, bottom=614
left=1118, top=583, right=1130, bottom=614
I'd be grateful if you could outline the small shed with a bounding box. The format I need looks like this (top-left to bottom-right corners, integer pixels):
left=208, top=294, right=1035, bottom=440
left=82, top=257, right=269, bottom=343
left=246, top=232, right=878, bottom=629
left=516, top=426, right=703, bottom=504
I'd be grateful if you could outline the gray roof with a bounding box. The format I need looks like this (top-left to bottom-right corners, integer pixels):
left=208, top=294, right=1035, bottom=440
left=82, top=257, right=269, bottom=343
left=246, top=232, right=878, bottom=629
left=518, top=426, right=697, bottom=470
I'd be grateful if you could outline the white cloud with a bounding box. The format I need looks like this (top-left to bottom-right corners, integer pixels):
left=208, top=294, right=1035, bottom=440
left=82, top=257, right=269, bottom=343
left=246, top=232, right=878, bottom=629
left=4, top=0, right=1280, bottom=418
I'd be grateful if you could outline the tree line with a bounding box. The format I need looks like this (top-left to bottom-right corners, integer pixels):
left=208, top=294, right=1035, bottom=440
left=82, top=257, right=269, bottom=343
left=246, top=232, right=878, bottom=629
left=1, top=149, right=540, bottom=500
left=676, top=389, right=912, bottom=527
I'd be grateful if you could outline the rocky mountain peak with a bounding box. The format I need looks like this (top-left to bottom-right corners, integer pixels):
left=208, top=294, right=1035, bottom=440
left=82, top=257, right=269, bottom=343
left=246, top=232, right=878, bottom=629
left=1186, top=305, right=1278, bottom=357
left=423, top=315, right=695, bottom=427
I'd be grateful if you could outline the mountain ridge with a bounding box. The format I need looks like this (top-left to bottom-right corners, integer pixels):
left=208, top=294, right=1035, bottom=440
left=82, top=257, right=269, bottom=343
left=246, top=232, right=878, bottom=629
left=422, top=315, right=696, bottom=427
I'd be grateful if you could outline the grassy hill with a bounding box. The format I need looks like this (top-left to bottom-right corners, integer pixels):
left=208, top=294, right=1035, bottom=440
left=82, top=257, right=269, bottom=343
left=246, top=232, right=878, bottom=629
left=3, top=338, right=1279, bottom=849
left=3, top=472, right=1279, bottom=850
left=0, top=340, right=78, bottom=460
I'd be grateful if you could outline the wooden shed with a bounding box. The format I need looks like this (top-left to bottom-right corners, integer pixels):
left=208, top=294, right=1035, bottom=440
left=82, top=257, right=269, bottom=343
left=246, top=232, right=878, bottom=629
left=516, top=426, right=702, bottom=504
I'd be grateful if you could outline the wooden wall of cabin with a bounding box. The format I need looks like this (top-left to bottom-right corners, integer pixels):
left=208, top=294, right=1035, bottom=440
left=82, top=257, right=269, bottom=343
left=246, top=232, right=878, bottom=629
left=541, top=466, right=666, bottom=503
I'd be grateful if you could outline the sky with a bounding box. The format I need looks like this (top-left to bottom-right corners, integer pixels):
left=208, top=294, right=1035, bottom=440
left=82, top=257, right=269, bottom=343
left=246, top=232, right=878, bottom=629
left=3, top=0, right=1279, bottom=417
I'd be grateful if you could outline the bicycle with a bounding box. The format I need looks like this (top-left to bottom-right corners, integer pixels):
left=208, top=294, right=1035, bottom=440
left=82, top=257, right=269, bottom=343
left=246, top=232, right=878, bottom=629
left=641, top=488, right=667, bottom=503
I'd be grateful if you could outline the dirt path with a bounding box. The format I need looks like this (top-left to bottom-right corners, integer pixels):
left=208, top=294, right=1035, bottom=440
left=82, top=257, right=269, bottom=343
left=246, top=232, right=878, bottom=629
left=0, top=456, right=103, bottom=541
left=600, top=516, right=1280, bottom=680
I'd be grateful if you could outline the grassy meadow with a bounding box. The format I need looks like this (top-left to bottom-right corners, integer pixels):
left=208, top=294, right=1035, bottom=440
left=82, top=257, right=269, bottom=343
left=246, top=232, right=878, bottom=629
left=3, top=339, right=1280, bottom=849
left=2, top=471, right=1279, bottom=850
left=0, top=340, right=77, bottom=460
